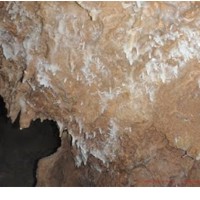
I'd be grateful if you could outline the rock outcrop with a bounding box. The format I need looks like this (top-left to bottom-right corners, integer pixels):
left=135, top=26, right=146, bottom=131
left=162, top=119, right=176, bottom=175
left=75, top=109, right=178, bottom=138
left=1, top=1, right=200, bottom=186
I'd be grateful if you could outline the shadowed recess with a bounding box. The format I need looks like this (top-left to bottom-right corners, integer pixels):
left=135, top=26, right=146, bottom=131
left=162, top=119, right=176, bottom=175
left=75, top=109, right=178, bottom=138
left=0, top=95, right=61, bottom=186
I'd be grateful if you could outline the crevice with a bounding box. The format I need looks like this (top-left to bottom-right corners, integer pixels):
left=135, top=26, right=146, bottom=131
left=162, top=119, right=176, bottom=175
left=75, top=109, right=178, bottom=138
left=0, top=95, right=61, bottom=186
left=75, top=1, right=93, bottom=21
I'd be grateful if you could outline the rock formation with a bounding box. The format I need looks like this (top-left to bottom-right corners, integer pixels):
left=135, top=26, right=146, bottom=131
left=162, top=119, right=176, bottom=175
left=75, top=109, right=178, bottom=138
left=1, top=1, right=200, bottom=186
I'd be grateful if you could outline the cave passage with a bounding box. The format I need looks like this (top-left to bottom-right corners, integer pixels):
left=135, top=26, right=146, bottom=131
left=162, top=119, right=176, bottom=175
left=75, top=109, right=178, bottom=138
left=0, top=95, right=61, bottom=186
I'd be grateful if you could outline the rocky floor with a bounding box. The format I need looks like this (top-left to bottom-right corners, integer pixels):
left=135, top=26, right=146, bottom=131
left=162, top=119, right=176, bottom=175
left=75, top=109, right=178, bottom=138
left=0, top=96, right=61, bottom=186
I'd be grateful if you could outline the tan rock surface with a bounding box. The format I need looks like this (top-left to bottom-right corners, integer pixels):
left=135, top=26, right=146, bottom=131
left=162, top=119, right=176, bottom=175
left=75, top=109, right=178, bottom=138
left=1, top=1, right=200, bottom=186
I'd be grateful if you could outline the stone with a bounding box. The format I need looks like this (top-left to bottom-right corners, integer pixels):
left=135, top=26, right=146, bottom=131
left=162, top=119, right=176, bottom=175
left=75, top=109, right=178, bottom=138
left=1, top=1, right=200, bottom=186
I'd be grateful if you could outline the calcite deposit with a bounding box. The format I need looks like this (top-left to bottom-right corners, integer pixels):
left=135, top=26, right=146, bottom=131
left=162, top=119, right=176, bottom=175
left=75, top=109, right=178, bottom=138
left=1, top=1, right=200, bottom=186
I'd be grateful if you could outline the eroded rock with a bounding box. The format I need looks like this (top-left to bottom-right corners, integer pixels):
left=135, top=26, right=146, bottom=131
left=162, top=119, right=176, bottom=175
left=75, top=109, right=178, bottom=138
left=1, top=1, right=200, bottom=186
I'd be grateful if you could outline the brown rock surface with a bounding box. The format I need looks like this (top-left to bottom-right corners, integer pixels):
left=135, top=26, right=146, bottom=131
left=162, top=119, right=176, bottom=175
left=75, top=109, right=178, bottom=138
left=1, top=1, right=200, bottom=186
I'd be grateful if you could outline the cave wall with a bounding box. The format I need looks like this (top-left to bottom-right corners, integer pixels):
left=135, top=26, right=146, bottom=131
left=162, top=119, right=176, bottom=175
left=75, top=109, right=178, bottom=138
left=1, top=1, right=200, bottom=186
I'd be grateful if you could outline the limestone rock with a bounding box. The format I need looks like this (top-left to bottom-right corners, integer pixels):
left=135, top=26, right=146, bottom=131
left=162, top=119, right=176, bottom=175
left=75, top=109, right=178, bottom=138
left=1, top=1, right=200, bottom=186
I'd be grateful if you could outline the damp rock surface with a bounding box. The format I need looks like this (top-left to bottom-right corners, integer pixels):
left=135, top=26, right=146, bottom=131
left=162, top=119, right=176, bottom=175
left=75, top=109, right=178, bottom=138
left=1, top=2, right=200, bottom=186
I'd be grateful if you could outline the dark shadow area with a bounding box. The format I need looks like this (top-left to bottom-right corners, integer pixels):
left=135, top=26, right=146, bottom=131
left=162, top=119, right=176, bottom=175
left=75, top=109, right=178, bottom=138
left=0, top=95, right=61, bottom=187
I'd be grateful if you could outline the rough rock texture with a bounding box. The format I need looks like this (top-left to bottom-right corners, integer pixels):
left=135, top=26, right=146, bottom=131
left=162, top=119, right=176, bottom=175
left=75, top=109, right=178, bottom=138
left=1, top=1, right=200, bottom=186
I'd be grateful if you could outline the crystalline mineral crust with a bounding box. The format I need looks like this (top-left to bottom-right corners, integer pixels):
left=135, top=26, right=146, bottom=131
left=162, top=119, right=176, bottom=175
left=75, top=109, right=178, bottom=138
left=1, top=1, right=200, bottom=186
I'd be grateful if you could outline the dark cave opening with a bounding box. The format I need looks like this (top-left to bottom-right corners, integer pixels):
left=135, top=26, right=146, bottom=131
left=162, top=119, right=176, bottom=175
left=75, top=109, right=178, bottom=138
left=0, top=95, right=61, bottom=187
